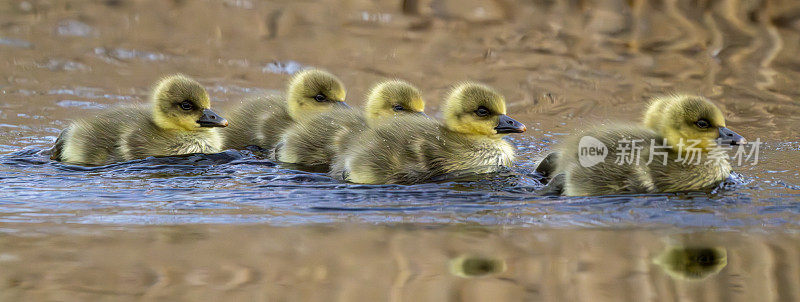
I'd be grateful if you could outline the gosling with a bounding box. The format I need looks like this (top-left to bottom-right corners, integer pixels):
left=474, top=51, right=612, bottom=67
left=222, top=69, right=347, bottom=150
left=330, top=82, right=527, bottom=184
left=51, top=75, right=228, bottom=165
left=274, top=80, right=425, bottom=167
left=546, top=94, right=745, bottom=196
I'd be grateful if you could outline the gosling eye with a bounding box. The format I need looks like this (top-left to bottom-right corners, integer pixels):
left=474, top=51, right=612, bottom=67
left=392, top=104, right=405, bottom=112
left=179, top=100, right=194, bottom=111
left=314, top=94, right=327, bottom=102
left=695, top=119, right=710, bottom=129
left=474, top=106, right=490, bottom=117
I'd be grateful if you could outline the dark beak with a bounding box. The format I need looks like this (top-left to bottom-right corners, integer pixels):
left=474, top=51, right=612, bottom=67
left=418, top=111, right=429, bottom=118
left=718, top=127, right=745, bottom=145
left=197, top=109, right=228, bottom=127
left=495, top=114, right=526, bottom=134
left=336, top=101, right=350, bottom=108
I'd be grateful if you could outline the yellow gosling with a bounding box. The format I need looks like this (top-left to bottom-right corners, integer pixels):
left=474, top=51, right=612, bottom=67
left=221, top=69, right=347, bottom=150
left=330, top=82, right=526, bottom=184
left=547, top=94, right=745, bottom=196
left=51, top=75, right=227, bottom=165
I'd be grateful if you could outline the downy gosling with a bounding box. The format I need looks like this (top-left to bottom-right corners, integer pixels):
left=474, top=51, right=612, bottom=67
left=51, top=74, right=228, bottom=165
left=543, top=94, right=745, bottom=196
left=222, top=69, right=347, bottom=150
left=274, top=80, right=425, bottom=167
left=330, top=82, right=527, bottom=184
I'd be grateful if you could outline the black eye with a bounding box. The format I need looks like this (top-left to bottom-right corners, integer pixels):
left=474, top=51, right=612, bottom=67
left=695, top=119, right=710, bottom=129
left=314, top=94, right=327, bottom=102
left=475, top=106, right=490, bottom=117
left=392, top=104, right=404, bottom=112
left=179, top=100, right=194, bottom=111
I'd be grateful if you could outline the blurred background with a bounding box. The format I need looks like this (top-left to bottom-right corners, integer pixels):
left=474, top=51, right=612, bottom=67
left=0, top=0, right=799, bottom=300
left=2, top=0, right=799, bottom=141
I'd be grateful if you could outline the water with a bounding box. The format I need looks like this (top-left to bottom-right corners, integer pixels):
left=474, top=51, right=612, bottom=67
left=0, top=147, right=793, bottom=228
left=1, top=0, right=799, bottom=300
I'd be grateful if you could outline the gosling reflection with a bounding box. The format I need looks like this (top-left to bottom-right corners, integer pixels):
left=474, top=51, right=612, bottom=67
left=654, top=246, right=727, bottom=281
left=448, top=255, right=507, bottom=278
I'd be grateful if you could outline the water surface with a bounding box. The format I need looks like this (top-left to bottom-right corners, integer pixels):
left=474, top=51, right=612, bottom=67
left=0, top=0, right=799, bottom=300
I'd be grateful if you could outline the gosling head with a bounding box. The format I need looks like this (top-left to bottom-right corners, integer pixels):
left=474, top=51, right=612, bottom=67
left=443, top=82, right=526, bottom=138
left=644, top=94, right=745, bottom=152
left=152, top=74, right=228, bottom=131
left=364, top=80, right=426, bottom=126
left=286, top=69, right=347, bottom=121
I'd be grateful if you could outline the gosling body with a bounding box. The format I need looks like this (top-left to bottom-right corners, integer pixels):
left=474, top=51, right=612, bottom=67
left=275, top=80, right=425, bottom=167
left=52, top=75, right=227, bottom=165
left=331, top=115, right=518, bottom=184
left=275, top=108, right=366, bottom=166
left=222, top=69, right=346, bottom=150
left=222, top=95, right=293, bottom=150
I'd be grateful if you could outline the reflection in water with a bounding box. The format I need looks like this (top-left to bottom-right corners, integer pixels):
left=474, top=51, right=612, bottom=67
left=448, top=255, right=507, bottom=278
left=654, top=246, right=728, bottom=281
left=1, top=225, right=795, bottom=300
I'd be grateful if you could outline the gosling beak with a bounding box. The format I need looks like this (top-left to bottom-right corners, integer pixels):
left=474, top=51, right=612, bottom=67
left=718, top=127, right=745, bottom=145
left=418, top=111, right=429, bottom=118
left=336, top=101, right=350, bottom=108
left=197, top=109, right=228, bottom=127
left=494, top=114, right=527, bottom=134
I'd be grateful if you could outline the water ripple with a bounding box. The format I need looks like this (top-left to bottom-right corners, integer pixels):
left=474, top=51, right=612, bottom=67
left=0, top=147, right=796, bottom=228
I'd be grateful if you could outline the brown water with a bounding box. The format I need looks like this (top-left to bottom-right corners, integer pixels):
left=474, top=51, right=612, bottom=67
left=1, top=0, right=799, bottom=300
